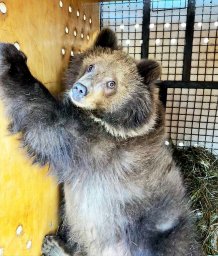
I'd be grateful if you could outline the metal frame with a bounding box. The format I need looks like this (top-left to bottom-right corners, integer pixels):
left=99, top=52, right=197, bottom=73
left=182, top=0, right=195, bottom=81
left=100, top=0, right=218, bottom=154
left=141, top=0, right=151, bottom=58
left=141, top=0, right=218, bottom=104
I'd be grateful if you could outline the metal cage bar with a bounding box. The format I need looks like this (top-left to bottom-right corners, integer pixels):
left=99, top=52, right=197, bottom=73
left=100, top=0, right=218, bottom=154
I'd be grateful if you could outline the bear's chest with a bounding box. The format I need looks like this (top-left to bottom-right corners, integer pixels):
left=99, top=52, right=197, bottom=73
left=63, top=174, right=138, bottom=254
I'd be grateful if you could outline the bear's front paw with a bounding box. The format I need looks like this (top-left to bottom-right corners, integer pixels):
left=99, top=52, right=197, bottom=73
left=0, top=43, right=26, bottom=77
left=42, top=235, right=69, bottom=256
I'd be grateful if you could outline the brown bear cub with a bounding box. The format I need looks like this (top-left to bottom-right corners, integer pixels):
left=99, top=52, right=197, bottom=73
left=0, top=29, right=201, bottom=256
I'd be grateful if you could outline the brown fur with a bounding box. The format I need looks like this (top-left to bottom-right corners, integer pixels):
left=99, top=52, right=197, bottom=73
left=57, top=29, right=201, bottom=256
left=0, top=29, right=202, bottom=256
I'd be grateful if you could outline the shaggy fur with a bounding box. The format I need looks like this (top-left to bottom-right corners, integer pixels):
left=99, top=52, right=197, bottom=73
left=0, top=29, right=202, bottom=256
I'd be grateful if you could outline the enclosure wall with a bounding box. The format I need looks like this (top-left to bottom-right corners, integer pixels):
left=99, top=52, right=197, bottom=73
left=0, top=1, right=99, bottom=255
left=101, top=0, right=218, bottom=154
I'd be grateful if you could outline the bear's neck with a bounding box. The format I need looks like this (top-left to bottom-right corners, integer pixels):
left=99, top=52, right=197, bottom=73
left=90, top=112, right=157, bottom=139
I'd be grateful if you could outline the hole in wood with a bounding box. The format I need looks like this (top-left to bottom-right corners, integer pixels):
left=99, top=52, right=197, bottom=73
left=61, top=48, right=66, bottom=56
left=0, top=2, right=7, bottom=14
left=0, top=247, right=4, bottom=256
left=26, top=240, right=32, bottom=250
left=65, top=26, right=69, bottom=34
left=59, top=0, right=63, bottom=8
left=16, top=225, right=23, bottom=236
left=14, top=42, right=20, bottom=50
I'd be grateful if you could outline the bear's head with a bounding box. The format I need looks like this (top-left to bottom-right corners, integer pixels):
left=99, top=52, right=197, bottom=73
left=66, top=28, right=162, bottom=139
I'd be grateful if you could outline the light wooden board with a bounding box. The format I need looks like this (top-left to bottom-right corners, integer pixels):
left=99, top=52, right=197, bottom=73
left=0, top=1, right=99, bottom=255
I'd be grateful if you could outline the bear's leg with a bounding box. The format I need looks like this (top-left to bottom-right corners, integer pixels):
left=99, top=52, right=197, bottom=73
left=0, top=43, right=76, bottom=178
left=42, top=235, right=70, bottom=256
left=42, top=235, right=86, bottom=256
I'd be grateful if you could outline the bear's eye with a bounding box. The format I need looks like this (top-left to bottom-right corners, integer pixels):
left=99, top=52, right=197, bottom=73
left=107, top=81, right=116, bottom=89
left=87, top=64, right=95, bottom=73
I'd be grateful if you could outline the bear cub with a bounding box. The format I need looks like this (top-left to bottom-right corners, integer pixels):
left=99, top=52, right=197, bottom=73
left=0, top=29, right=201, bottom=256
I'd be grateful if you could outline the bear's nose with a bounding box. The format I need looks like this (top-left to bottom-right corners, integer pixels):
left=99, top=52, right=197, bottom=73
left=71, top=83, right=88, bottom=101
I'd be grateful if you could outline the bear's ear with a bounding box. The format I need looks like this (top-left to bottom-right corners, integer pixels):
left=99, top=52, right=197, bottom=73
left=93, top=28, right=118, bottom=50
left=137, top=59, right=161, bottom=84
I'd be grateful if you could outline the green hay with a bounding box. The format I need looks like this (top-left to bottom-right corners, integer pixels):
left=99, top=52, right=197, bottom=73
left=173, top=146, right=218, bottom=255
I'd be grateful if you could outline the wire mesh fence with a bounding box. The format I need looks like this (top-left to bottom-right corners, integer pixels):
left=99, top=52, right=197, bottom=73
left=192, top=0, right=218, bottom=82
left=100, top=0, right=218, bottom=154
left=101, top=0, right=144, bottom=60
left=149, top=0, right=187, bottom=81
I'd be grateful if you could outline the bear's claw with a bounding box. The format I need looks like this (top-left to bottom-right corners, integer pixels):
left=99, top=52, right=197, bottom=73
left=42, top=235, right=69, bottom=256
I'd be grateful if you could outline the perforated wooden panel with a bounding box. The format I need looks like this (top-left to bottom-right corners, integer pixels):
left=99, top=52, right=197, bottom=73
left=0, top=0, right=99, bottom=93
left=0, top=1, right=99, bottom=255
